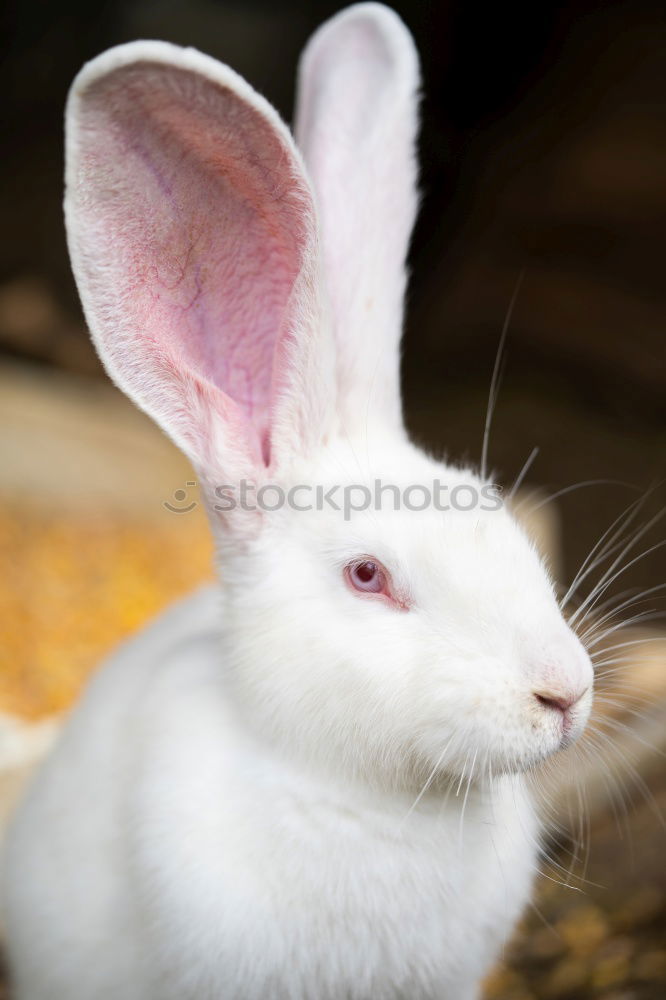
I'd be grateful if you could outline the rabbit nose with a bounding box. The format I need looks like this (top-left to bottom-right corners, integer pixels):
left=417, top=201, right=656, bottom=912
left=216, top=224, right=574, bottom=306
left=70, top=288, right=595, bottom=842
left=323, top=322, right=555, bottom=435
left=526, top=630, right=593, bottom=713
left=533, top=688, right=587, bottom=714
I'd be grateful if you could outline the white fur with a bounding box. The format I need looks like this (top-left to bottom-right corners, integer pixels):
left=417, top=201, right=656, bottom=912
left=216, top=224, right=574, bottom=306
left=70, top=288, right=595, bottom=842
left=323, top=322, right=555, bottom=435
left=295, top=3, right=420, bottom=433
left=2, top=5, right=593, bottom=999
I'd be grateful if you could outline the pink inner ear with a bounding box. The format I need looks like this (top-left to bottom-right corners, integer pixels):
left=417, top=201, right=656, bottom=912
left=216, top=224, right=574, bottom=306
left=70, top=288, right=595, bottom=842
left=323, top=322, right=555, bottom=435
left=76, top=61, right=311, bottom=465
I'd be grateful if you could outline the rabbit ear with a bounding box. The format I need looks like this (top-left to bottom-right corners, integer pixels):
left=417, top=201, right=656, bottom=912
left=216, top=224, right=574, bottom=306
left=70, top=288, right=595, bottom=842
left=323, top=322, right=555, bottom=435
left=65, top=42, right=332, bottom=511
left=294, top=3, right=420, bottom=436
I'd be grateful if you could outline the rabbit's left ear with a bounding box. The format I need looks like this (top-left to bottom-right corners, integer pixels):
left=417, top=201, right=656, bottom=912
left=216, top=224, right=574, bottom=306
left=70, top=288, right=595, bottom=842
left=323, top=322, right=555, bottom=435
left=65, top=42, right=334, bottom=503
left=295, top=3, right=420, bottom=437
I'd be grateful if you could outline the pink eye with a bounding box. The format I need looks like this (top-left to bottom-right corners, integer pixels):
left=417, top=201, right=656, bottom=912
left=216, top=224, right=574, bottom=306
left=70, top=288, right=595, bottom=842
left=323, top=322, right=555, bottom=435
left=348, top=559, right=385, bottom=593
left=344, top=558, right=410, bottom=611
left=344, top=557, right=410, bottom=610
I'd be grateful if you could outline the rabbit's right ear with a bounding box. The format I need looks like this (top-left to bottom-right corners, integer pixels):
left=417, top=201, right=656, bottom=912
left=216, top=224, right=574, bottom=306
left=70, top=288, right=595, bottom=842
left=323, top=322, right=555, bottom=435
left=295, top=4, right=420, bottom=437
left=65, top=42, right=332, bottom=516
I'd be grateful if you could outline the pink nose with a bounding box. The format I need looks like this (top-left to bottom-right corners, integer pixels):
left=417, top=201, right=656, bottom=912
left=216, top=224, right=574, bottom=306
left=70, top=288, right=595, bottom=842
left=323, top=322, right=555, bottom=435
left=528, top=631, right=593, bottom=718
left=534, top=689, right=586, bottom=714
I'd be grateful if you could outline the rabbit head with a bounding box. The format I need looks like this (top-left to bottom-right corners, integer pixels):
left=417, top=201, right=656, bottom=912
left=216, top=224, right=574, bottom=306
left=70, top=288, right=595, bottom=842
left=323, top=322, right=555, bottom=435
left=65, top=3, right=593, bottom=790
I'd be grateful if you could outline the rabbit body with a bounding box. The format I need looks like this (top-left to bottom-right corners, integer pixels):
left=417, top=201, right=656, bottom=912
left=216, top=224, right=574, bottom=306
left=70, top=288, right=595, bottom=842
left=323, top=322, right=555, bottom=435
left=2, top=4, right=593, bottom=997
left=4, top=583, right=537, bottom=1000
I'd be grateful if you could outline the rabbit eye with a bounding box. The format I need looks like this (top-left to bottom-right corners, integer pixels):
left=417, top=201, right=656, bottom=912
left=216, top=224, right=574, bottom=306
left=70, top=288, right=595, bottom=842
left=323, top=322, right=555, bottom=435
left=344, top=558, right=410, bottom=611
left=348, top=559, right=384, bottom=592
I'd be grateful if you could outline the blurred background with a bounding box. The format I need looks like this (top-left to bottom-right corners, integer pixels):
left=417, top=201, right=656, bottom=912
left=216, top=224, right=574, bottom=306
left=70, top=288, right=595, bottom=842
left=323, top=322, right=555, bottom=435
left=0, top=1, right=665, bottom=997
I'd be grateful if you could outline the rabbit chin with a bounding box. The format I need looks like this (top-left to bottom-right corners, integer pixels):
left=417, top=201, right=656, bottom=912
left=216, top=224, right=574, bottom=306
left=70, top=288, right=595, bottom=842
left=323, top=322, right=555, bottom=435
left=413, top=641, right=594, bottom=781
left=417, top=684, right=593, bottom=784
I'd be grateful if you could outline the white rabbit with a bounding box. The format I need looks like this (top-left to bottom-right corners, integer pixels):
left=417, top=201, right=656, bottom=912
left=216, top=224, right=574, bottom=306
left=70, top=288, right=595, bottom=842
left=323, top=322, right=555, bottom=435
left=2, top=4, right=594, bottom=998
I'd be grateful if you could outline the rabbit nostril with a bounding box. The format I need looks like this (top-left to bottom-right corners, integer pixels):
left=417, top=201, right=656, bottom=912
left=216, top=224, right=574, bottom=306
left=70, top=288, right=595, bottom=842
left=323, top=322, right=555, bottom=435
left=534, top=692, right=575, bottom=714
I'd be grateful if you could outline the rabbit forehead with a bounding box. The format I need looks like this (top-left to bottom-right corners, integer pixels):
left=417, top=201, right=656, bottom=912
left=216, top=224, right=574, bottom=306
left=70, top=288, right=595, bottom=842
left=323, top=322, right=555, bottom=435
left=268, top=437, right=554, bottom=610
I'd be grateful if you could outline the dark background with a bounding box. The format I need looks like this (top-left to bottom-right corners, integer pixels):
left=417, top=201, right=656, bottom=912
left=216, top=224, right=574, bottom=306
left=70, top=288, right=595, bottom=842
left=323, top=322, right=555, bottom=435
left=1, top=3, right=665, bottom=997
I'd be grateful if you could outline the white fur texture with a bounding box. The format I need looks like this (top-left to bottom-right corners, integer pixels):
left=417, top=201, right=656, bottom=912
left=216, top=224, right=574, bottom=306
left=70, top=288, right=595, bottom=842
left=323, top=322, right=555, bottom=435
left=295, top=4, right=419, bottom=434
left=2, top=5, right=593, bottom=999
